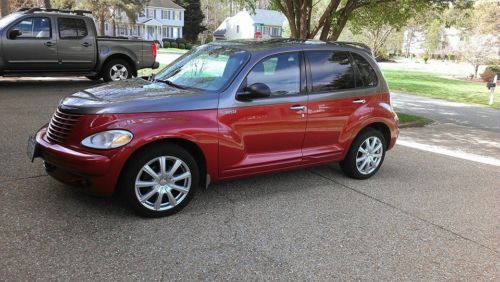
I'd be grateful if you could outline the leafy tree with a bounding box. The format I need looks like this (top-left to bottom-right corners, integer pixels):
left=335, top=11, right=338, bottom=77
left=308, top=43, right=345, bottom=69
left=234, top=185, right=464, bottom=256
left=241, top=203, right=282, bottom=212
left=237, top=0, right=464, bottom=40
left=424, top=19, right=442, bottom=55
left=179, top=0, right=206, bottom=42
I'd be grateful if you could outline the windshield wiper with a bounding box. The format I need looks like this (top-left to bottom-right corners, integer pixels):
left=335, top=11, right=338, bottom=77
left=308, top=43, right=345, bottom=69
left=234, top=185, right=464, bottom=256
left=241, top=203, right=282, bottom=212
left=156, top=79, right=186, bottom=90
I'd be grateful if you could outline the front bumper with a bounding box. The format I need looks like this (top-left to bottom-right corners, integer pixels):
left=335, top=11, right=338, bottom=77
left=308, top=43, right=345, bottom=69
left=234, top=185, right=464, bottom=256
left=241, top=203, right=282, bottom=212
left=34, top=128, right=122, bottom=196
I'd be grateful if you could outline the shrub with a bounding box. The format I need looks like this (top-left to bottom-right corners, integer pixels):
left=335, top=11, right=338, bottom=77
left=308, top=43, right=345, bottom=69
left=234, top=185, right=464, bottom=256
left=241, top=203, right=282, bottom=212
left=422, top=54, right=429, bottom=64
left=185, top=43, right=192, bottom=50
left=480, top=65, right=500, bottom=82
left=162, top=41, right=171, bottom=48
left=170, top=41, right=178, bottom=48
left=178, top=43, right=186, bottom=49
left=176, top=38, right=188, bottom=44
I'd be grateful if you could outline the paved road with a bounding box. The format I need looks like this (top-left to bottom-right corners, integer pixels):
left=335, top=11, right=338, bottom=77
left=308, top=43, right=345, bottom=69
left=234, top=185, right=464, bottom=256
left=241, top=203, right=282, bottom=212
left=0, top=78, right=498, bottom=280
left=391, top=92, right=500, bottom=133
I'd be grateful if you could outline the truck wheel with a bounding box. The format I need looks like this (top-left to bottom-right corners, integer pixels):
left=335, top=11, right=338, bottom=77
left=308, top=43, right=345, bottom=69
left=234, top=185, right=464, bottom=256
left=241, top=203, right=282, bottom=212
left=102, top=59, right=133, bottom=82
left=121, top=143, right=199, bottom=218
left=339, top=128, right=386, bottom=180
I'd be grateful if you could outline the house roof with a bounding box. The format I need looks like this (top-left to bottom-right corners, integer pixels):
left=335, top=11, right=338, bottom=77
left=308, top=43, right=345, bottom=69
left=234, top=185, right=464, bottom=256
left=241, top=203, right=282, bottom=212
left=213, top=18, right=229, bottom=37
left=147, top=0, right=184, bottom=10
left=247, top=9, right=286, bottom=26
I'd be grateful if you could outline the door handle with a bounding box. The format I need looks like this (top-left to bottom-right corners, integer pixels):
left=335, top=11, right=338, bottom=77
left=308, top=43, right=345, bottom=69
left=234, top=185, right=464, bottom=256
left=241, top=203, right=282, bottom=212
left=44, top=41, right=55, bottom=47
left=82, top=42, right=92, bottom=47
left=353, top=99, right=366, bottom=104
left=290, top=105, right=306, bottom=111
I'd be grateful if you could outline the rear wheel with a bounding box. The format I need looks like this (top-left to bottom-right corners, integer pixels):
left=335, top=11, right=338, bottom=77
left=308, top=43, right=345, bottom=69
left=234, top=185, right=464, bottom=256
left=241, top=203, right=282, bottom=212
left=340, top=128, right=386, bottom=179
left=121, top=144, right=199, bottom=217
left=102, top=59, right=133, bottom=82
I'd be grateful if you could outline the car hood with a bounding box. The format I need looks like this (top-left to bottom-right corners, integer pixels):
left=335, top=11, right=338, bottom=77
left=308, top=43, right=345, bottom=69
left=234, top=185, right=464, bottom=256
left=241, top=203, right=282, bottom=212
left=59, top=78, right=218, bottom=114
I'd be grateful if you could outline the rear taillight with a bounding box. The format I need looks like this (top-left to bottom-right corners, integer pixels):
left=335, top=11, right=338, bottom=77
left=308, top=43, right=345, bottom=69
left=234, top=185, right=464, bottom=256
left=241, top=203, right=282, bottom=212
left=151, top=42, right=157, bottom=57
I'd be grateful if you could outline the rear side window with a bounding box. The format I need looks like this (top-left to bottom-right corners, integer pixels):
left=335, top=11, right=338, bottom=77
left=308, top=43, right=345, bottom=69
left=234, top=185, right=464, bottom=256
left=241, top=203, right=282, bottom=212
left=246, top=52, right=301, bottom=96
left=352, top=53, right=378, bottom=87
left=10, top=17, right=51, bottom=38
left=58, top=18, right=88, bottom=39
left=306, top=51, right=355, bottom=92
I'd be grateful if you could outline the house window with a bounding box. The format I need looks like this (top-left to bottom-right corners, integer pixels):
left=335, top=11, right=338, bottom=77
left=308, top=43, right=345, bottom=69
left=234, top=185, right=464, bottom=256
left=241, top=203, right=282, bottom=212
left=155, top=9, right=160, bottom=19
left=180, top=11, right=183, bottom=21
left=263, top=26, right=270, bottom=35
left=138, top=26, right=141, bottom=36
left=236, top=25, right=239, bottom=33
left=172, top=11, right=176, bottom=20
left=167, top=10, right=171, bottom=20
left=271, top=27, right=279, bottom=37
left=105, top=23, right=108, bottom=31
left=146, top=9, right=149, bottom=18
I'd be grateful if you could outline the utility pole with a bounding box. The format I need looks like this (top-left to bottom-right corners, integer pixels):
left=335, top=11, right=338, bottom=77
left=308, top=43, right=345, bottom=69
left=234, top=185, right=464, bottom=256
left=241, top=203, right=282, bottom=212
left=1, top=0, right=10, bottom=17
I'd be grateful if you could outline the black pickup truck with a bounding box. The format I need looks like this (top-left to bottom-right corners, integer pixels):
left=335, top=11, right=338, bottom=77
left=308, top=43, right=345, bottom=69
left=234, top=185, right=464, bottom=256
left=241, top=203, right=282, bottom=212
left=0, top=8, right=159, bottom=81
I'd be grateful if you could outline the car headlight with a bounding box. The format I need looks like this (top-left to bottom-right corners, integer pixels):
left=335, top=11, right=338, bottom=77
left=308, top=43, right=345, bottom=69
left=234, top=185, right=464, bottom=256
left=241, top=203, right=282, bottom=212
left=81, top=130, right=133, bottom=149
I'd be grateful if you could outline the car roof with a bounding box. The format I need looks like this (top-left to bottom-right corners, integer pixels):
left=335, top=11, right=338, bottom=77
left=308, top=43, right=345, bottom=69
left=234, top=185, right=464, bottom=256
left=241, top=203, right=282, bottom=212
left=209, top=39, right=373, bottom=56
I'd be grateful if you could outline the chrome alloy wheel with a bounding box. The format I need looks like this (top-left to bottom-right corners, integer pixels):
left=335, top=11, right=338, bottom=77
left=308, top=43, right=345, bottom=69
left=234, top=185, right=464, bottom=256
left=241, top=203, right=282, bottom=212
left=134, top=156, right=192, bottom=211
left=109, top=64, right=129, bottom=81
left=356, top=136, right=383, bottom=175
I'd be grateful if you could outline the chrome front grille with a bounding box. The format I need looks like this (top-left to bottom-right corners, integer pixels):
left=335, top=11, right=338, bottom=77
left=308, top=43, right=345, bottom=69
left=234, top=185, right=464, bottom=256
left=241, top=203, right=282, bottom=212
left=46, top=109, right=82, bottom=144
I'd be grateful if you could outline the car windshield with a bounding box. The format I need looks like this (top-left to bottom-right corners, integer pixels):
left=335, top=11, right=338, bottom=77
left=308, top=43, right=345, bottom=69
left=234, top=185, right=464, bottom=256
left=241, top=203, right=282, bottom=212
left=155, top=44, right=250, bottom=91
left=0, top=13, right=22, bottom=29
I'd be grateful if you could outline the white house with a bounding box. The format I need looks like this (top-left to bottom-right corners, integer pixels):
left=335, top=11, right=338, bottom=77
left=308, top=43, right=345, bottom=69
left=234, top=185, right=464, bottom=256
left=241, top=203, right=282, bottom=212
left=102, top=0, right=184, bottom=42
left=213, top=9, right=286, bottom=41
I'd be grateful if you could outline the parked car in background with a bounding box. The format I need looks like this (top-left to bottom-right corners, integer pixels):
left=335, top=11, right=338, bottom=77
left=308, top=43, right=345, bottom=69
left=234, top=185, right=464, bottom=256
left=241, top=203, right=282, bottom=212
left=28, top=39, right=399, bottom=217
left=0, top=8, right=159, bottom=82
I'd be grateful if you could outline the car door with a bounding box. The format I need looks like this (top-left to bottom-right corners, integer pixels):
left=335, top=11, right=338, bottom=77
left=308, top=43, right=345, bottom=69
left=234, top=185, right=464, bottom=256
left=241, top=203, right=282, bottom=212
left=302, top=50, right=365, bottom=163
left=2, top=16, right=59, bottom=71
left=56, top=17, right=96, bottom=71
left=218, top=52, right=308, bottom=178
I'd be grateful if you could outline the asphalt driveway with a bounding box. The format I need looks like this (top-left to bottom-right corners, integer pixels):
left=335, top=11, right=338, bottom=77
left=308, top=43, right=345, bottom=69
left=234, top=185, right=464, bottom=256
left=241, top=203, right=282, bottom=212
left=0, top=78, right=498, bottom=280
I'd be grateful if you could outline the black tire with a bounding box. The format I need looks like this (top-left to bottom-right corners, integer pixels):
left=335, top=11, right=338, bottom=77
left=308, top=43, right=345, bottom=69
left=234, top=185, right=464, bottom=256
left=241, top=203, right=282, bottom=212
left=121, top=143, right=199, bottom=217
left=85, top=75, right=101, bottom=81
left=102, top=59, right=134, bottom=82
left=340, top=128, right=387, bottom=180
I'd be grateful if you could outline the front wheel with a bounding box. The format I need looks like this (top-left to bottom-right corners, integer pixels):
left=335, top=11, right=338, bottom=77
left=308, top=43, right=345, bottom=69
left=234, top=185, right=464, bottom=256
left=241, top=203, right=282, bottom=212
left=121, top=144, right=199, bottom=217
left=102, top=59, right=134, bottom=82
left=340, top=128, right=386, bottom=179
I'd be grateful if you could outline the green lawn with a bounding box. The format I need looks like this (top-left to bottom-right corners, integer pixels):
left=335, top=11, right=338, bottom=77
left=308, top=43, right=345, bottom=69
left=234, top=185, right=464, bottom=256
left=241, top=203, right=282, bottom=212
left=383, top=70, right=499, bottom=108
left=138, top=64, right=167, bottom=77
left=159, top=48, right=189, bottom=54
left=397, top=112, right=432, bottom=126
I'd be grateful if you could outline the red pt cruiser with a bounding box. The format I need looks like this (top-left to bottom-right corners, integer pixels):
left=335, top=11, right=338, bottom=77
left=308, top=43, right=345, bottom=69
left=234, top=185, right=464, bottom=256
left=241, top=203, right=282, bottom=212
left=28, top=39, right=399, bottom=217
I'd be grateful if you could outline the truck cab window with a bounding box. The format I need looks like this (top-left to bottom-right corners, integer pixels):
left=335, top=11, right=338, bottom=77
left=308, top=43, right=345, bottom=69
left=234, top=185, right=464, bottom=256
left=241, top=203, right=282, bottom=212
left=10, top=17, right=51, bottom=39
left=58, top=18, right=88, bottom=39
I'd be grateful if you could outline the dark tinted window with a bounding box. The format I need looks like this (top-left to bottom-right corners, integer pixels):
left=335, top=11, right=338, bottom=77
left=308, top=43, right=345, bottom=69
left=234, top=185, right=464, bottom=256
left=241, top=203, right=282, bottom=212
left=246, top=52, right=301, bottom=96
left=352, top=53, right=378, bottom=87
left=11, top=17, right=51, bottom=38
left=306, top=51, right=355, bottom=92
left=58, top=18, right=88, bottom=39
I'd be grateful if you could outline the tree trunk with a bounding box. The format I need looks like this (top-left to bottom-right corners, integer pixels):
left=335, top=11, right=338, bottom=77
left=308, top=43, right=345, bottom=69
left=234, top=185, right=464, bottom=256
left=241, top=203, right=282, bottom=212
left=474, top=64, right=479, bottom=79
left=1, top=0, right=10, bottom=17
left=112, top=20, right=117, bottom=37
left=42, top=0, right=51, bottom=9
left=99, top=17, right=105, bottom=36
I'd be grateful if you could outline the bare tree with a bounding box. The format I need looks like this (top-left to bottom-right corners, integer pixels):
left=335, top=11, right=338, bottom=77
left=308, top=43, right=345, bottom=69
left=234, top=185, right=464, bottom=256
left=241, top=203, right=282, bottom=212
left=460, top=35, right=498, bottom=78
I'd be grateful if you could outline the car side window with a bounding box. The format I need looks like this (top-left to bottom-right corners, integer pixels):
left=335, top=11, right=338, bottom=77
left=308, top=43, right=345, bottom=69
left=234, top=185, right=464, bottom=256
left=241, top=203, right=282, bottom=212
left=306, top=51, right=355, bottom=92
left=352, top=53, right=378, bottom=87
left=10, top=17, right=51, bottom=39
left=246, top=52, right=301, bottom=97
left=58, top=18, right=88, bottom=39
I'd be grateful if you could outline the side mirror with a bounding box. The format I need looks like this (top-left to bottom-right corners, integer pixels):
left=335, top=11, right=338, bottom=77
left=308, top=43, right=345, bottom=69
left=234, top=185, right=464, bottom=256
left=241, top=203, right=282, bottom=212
left=236, top=83, right=271, bottom=101
left=8, top=29, right=22, bottom=39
